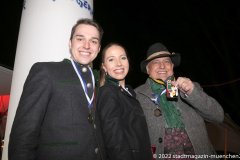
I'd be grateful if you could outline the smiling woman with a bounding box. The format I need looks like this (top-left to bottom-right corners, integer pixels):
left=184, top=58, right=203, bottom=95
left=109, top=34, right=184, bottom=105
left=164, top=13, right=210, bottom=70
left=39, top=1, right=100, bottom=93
left=96, top=43, right=152, bottom=160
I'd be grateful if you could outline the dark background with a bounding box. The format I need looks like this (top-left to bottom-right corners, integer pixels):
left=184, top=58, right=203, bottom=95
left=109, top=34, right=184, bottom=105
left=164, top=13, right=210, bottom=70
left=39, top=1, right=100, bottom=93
left=1, top=1, right=240, bottom=125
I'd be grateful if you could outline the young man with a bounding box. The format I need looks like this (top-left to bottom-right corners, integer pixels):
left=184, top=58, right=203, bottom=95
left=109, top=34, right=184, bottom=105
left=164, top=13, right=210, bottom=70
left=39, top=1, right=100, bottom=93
left=9, top=18, right=104, bottom=160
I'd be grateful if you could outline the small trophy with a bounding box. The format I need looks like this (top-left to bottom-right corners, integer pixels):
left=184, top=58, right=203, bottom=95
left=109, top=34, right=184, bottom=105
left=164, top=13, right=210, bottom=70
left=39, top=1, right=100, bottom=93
left=166, top=79, right=178, bottom=100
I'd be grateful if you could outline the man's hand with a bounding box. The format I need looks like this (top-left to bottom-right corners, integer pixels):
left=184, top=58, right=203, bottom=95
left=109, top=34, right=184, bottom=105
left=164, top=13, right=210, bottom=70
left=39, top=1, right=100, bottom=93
left=172, top=77, right=194, bottom=95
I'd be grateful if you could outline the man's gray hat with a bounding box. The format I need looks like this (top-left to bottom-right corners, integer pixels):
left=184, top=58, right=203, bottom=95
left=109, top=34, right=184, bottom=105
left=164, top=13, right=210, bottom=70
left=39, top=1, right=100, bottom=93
left=140, top=42, right=181, bottom=73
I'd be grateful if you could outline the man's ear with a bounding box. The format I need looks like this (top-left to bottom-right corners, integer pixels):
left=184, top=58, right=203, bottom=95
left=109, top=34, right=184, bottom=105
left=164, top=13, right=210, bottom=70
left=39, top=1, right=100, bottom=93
left=146, top=65, right=149, bottom=74
left=171, top=63, right=174, bottom=70
left=98, top=45, right=101, bottom=53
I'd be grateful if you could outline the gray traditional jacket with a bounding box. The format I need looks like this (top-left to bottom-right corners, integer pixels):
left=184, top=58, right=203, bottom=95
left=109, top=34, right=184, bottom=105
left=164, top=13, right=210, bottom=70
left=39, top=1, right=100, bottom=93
left=135, top=80, right=224, bottom=159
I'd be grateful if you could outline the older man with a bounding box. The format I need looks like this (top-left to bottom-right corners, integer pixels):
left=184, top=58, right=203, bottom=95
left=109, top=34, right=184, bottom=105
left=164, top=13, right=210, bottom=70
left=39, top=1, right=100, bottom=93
left=135, top=42, right=224, bottom=159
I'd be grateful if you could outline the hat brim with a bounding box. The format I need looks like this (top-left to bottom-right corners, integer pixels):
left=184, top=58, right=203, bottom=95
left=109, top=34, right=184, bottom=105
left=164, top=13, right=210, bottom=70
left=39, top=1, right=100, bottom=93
left=140, top=53, right=181, bottom=73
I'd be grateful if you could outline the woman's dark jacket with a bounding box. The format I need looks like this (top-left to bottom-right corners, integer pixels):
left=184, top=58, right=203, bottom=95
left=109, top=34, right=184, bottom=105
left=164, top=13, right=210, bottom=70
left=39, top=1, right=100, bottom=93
left=96, top=82, right=152, bottom=160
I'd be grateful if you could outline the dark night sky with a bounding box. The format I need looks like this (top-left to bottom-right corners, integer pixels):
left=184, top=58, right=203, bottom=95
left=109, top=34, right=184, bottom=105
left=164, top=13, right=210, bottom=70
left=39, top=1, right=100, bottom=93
left=1, top=1, right=240, bottom=124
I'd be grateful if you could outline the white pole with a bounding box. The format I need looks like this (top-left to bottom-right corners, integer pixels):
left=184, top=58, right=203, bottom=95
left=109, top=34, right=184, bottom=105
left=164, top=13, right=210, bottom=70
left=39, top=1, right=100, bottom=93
left=2, top=0, right=93, bottom=159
